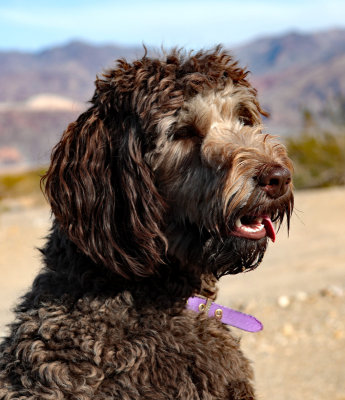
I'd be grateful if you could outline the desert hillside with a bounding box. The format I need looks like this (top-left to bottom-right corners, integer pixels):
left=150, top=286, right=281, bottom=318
left=1, top=186, right=345, bottom=400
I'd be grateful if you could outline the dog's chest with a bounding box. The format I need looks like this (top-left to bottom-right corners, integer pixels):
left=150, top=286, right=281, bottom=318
left=1, top=295, right=255, bottom=399
left=76, top=298, right=254, bottom=399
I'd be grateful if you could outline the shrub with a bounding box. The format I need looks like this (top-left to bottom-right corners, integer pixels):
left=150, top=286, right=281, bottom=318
left=286, top=132, right=345, bottom=189
left=0, top=168, right=47, bottom=201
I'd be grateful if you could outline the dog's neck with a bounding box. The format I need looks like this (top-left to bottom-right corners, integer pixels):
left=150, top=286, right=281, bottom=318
left=17, top=222, right=207, bottom=313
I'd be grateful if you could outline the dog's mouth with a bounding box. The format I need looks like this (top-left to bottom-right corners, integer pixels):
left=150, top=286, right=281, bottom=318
left=230, top=214, right=276, bottom=242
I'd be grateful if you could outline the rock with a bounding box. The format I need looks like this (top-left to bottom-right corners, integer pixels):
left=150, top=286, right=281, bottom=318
left=295, top=291, right=308, bottom=302
left=278, top=295, right=290, bottom=308
left=320, top=285, right=344, bottom=297
left=283, top=323, right=295, bottom=337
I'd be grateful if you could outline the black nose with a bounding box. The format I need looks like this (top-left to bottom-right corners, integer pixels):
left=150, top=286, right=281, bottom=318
left=257, top=166, right=291, bottom=198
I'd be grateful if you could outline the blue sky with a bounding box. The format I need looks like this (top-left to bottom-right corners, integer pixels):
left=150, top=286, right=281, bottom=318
left=0, top=0, right=344, bottom=51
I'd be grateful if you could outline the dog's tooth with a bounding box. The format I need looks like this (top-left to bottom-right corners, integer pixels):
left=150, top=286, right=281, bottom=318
left=235, top=218, right=242, bottom=228
left=257, top=217, right=263, bottom=223
left=242, top=225, right=265, bottom=233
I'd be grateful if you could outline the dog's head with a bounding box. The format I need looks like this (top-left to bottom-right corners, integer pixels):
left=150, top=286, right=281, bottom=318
left=43, top=47, right=293, bottom=279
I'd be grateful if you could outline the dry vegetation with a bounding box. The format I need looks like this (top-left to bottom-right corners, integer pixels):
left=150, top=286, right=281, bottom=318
left=0, top=168, right=47, bottom=210
left=286, top=130, right=345, bottom=189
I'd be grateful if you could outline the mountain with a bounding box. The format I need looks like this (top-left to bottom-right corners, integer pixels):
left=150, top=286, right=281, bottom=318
left=0, top=42, right=142, bottom=169
left=0, top=41, right=142, bottom=102
left=234, top=29, right=345, bottom=75
left=0, top=30, right=345, bottom=168
left=233, top=29, right=345, bottom=131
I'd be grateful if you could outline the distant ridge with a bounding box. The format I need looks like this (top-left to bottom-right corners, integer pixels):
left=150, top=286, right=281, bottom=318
left=232, top=28, right=345, bottom=131
left=234, top=29, right=345, bottom=75
left=1, top=29, right=345, bottom=167
left=0, top=41, right=142, bottom=102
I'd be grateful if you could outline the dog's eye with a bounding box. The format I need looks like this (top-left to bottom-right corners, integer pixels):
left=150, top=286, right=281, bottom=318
left=237, top=104, right=254, bottom=126
left=172, top=125, right=202, bottom=141
left=239, top=116, right=253, bottom=126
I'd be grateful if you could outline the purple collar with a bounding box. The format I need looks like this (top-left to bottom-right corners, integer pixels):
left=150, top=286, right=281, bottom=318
left=186, top=295, right=263, bottom=332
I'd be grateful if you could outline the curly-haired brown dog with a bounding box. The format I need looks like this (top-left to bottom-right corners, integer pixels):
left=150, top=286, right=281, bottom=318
left=0, top=48, right=293, bottom=399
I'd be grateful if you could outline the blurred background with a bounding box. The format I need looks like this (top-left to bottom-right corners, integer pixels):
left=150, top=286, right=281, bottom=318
left=0, top=1, right=344, bottom=399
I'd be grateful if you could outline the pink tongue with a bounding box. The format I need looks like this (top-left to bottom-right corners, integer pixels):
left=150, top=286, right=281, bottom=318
left=262, top=217, right=276, bottom=242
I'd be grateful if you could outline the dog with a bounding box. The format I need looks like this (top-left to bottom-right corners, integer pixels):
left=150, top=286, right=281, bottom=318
left=0, top=47, right=293, bottom=399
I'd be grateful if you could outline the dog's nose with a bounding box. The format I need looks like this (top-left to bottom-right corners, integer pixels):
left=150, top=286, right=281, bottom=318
left=257, top=166, right=291, bottom=198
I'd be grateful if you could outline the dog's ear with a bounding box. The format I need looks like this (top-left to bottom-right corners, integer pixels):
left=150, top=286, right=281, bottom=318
left=42, top=99, right=167, bottom=279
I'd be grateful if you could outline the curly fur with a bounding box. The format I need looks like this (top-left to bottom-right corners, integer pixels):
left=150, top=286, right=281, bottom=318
left=0, top=47, right=293, bottom=399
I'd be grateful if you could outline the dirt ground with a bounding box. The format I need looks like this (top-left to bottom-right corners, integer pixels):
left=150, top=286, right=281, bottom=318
left=1, top=187, right=345, bottom=400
